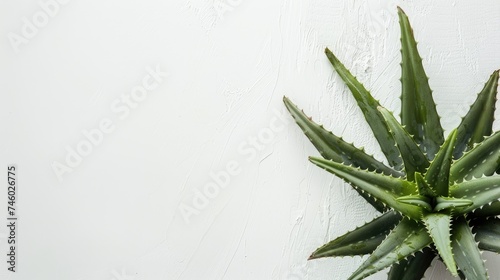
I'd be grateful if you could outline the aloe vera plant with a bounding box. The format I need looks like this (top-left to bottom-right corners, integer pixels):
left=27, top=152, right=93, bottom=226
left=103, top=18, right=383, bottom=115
left=284, top=7, right=500, bottom=280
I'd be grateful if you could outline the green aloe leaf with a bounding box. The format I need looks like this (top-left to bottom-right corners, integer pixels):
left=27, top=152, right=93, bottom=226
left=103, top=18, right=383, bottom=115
left=348, top=219, right=431, bottom=280
left=471, top=201, right=500, bottom=217
left=422, top=213, right=457, bottom=276
left=283, top=97, right=399, bottom=212
left=397, top=195, right=432, bottom=211
left=454, top=70, right=500, bottom=159
left=309, top=211, right=401, bottom=259
left=451, top=176, right=500, bottom=214
left=425, top=129, right=457, bottom=196
left=452, top=217, right=488, bottom=280
left=324, top=48, right=403, bottom=170
left=398, top=7, right=444, bottom=159
left=415, top=172, right=436, bottom=197
left=450, top=131, right=500, bottom=183
left=283, top=97, right=400, bottom=177
left=309, top=157, right=422, bottom=219
left=472, top=217, right=500, bottom=253
left=433, top=197, right=473, bottom=212
left=387, top=247, right=435, bottom=280
left=378, top=107, right=429, bottom=181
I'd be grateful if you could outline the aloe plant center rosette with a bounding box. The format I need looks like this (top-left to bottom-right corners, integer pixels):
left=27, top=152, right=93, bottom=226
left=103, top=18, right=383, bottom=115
left=284, top=7, right=500, bottom=280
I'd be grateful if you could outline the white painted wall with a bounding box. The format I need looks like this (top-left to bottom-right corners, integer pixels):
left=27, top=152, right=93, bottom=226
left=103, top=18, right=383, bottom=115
left=1, top=0, right=500, bottom=279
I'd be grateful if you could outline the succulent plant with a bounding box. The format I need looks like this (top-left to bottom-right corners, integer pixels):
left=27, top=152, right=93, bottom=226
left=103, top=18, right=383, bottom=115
left=284, top=7, right=500, bottom=280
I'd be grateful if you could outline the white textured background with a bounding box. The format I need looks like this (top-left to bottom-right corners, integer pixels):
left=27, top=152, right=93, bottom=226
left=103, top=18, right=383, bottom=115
left=2, top=0, right=500, bottom=279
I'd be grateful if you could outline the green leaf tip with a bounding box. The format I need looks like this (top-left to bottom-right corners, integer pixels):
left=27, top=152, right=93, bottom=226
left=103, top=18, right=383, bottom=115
left=398, top=6, right=444, bottom=159
left=425, top=129, right=458, bottom=196
left=308, top=211, right=400, bottom=259
left=454, top=69, right=500, bottom=159
left=397, top=195, right=432, bottom=211
left=415, top=172, right=435, bottom=198
left=283, top=96, right=399, bottom=177
left=324, top=47, right=403, bottom=170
